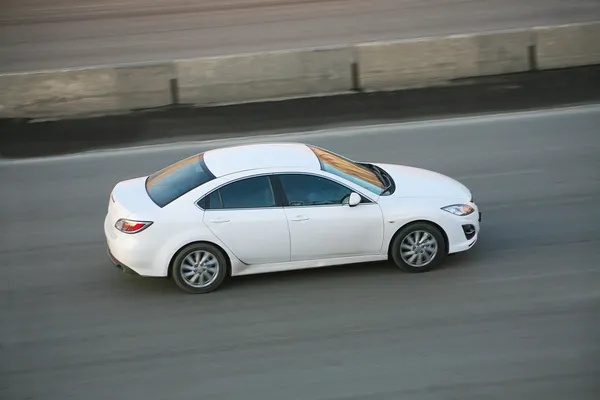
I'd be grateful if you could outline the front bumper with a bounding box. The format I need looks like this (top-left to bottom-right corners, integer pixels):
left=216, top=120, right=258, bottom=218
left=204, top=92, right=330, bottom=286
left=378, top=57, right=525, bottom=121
left=445, top=205, right=481, bottom=254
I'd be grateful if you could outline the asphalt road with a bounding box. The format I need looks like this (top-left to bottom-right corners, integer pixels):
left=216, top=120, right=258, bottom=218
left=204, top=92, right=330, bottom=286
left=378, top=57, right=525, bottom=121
left=2, top=0, right=600, bottom=73
left=1, top=104, right=599, bottom=399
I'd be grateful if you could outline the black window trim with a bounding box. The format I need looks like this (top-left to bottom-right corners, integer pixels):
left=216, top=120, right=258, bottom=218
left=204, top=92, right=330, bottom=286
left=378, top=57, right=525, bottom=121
left=272, top=172, right=376, bottom=208
left=195, top=173, right=283, bottom=211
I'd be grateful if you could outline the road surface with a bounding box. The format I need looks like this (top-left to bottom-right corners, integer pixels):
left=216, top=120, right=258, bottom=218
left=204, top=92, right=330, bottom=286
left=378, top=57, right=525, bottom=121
left=1, top=0, right=600, bottom=73
left=1, top=104, right=599, bottom=399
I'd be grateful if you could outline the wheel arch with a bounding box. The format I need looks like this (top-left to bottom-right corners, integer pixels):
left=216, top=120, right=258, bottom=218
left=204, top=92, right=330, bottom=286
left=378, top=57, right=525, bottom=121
left=167, top=240, right=232, bottom=278
left=387, top=219, right=449, bottom=258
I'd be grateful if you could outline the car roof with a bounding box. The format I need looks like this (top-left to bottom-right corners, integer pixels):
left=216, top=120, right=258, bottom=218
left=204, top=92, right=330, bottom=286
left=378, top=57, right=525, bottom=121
left=203, top=142, right=322, bottom=177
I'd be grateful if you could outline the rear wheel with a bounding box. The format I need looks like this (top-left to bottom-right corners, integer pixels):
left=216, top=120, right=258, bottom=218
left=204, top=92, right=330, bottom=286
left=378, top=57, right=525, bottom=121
left=172, top=243, right=228, bottom=294
left=390, top=222, right=446, bottom=273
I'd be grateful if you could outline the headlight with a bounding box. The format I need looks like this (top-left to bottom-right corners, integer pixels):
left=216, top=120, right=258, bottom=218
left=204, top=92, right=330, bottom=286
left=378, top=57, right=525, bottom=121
left=442, top=204, right=474, bottom=216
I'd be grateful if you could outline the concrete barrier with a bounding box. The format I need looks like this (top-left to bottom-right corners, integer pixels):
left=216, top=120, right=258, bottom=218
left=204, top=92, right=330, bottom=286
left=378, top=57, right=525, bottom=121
left=2, top=22, right=600, bottom=120
left=114, top=63, right=174, bottom=111
left=475, top=29, right=533, bottom=75
left=534, top=21, right=600, bottom=70
left=356, top=29, right=532, bottom=91
left=0, top=63, right=173, bottom=119
left=175, top=46, right=353, bottom=106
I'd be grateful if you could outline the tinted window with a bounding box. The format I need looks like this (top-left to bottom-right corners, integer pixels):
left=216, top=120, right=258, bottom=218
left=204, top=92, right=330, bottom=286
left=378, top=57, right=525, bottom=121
left=205, top=190, right=223, bottom=209
left=308, top=146, right=385, bottom=195
left=218, top=176, right=276, bottom=209
left=146, top=153, right=215, bottom=207
left=279, top=174, right=352, bottom=206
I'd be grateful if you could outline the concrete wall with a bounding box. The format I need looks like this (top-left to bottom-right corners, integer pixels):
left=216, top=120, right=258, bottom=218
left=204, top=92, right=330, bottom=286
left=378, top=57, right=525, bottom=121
left=534, top=21, right=600, bottom=70
left=356, top=29, right=532, bottom=91
left=0, top=21, right=598, bottom=119
left=0, top=63, right=173, bottom=119
left=175, top=46, right=353, bottom=106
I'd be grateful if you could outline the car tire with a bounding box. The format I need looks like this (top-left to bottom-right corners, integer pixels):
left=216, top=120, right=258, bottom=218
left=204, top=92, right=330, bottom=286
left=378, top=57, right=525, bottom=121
left=172, top=242, right=228, bottom=294
left=390, top=222, right=446, bottom=273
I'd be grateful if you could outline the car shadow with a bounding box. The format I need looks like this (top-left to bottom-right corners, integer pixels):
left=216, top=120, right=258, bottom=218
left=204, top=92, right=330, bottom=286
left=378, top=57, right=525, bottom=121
left=106, top=248, right=483, bottom=297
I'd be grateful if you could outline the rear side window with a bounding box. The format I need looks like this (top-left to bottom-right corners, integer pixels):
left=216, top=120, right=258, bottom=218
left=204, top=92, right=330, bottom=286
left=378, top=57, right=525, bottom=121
left=203, top=190, right=223, bottom=209
left=146, top=153, right=215, bottom=207
left=203, top=176, right=276, bottom=210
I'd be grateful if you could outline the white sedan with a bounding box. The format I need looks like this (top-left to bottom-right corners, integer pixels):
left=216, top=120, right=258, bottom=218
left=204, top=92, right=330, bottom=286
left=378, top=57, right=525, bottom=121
left=105, top=142, right=481, bottom=293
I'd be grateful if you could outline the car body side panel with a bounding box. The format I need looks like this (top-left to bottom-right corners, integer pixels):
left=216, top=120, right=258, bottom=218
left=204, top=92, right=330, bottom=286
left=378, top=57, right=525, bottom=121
left=231, top=254, right=388, bottom=276
left=377, top=196, right=480, bottom=255
left=284, top=202, right=385, bottom=261
left=203, top=208, right=291, bottom=265
left=105, top=197, right=246, bottom=277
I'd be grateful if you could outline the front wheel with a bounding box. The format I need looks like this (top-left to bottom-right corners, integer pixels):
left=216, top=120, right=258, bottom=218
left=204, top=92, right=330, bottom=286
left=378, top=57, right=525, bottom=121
left=172, top=243, right=228, bottom=294
left=390, top=222, right=446, bottom=273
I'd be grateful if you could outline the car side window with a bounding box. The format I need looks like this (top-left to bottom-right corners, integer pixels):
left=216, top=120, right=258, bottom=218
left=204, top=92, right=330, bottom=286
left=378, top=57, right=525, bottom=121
left=215, top=176, right=276, bottom=209
left=278, top=174, right=352, bottom=206
left=204, top=190, right=223, bottom=209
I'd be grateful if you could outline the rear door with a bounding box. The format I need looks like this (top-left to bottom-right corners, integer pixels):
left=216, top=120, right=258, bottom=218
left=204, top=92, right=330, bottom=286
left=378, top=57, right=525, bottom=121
left=201, top=175, right=291, bottom=265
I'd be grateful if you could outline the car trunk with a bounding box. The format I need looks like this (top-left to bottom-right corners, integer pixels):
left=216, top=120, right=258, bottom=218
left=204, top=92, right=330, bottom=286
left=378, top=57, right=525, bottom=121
left=107, top=176, right=159, bottom=226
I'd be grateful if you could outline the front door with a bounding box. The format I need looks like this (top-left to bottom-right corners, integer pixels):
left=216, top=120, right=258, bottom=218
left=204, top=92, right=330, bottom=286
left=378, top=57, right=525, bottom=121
left=202, top=175, right=290, bottom=265
left=276, top=173, right=384, bottom=261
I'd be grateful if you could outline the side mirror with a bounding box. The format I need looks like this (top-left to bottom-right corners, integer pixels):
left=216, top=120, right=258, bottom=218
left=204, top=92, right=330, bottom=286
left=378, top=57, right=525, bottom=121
left=348, top=192, right=361, bottom=207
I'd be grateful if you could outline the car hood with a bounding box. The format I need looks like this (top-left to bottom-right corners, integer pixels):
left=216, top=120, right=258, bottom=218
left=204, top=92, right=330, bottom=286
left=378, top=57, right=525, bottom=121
left=375, top=163, right=471, bottom=202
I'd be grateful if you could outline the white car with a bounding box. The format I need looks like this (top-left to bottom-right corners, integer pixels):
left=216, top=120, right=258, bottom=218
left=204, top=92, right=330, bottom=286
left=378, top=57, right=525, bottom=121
left=105, top=142, right=481, bottom=293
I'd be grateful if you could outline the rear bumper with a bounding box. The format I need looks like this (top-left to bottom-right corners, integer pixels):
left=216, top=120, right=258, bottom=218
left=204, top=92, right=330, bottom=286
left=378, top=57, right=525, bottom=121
left=107, top=247, right=139, bottom=275
left=104, top=214, right=165, bottom=277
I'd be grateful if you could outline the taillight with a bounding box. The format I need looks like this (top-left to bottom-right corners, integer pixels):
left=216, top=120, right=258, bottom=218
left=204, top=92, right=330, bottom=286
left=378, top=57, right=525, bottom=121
left=115, top=219, right=153, bottom=234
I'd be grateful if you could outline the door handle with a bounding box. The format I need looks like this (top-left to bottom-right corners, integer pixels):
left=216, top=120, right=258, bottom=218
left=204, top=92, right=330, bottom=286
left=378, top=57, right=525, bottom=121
left=290, top=216, right=309, bottom=221
left=209, top=218, right=230, bottom=223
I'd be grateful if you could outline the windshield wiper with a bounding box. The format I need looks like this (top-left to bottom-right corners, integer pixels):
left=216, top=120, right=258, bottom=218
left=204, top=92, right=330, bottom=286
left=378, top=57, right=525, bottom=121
left=377, top=168, right=393, bottom=195
left=380, top=183, right=393, bottom=195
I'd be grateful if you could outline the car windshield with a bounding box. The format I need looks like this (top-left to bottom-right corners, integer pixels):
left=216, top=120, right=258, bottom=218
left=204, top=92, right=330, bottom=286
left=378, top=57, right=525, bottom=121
left=308, top=146, right=386, bottom=195
left=145, top=153, right=215, bottom=207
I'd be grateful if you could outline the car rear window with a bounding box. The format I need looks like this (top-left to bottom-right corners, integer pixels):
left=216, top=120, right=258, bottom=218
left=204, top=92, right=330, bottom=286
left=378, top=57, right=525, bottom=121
left=145, top=153, right=215, bottom=207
